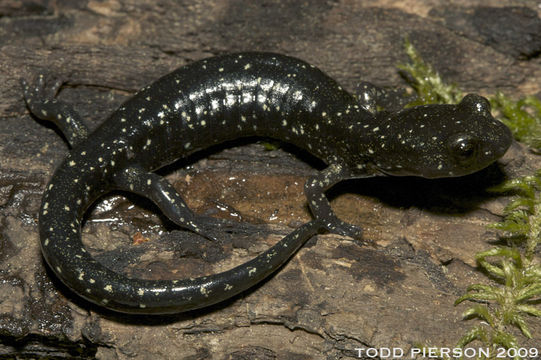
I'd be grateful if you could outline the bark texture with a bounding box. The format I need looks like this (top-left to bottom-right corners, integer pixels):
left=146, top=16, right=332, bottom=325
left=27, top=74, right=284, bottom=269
left=1, top=0, right=540, bottom=358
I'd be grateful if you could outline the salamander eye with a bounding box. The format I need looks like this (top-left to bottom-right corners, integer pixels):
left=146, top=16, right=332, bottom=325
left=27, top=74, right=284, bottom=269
left=448, top=134, right=478, bottom=162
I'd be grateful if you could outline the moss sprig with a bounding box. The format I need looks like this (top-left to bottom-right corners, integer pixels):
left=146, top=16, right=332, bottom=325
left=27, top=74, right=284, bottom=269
left=491, top=93, right=541, bottom=152
left=454, top=172, right=541, bottom=354
left=397, top=38, right=463, bottom=106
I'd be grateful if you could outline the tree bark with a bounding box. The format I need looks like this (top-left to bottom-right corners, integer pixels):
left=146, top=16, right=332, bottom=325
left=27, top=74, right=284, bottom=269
left=1, top=0, right=540, bottom=358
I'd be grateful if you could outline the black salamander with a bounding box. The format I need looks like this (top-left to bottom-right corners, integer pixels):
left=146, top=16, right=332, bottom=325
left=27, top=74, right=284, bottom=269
left=21, top=52, right=512, bottom=314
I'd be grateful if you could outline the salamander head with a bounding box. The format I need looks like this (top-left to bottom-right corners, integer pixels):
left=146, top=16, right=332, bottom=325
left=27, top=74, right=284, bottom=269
left=371, top=94, right=512, bottom=178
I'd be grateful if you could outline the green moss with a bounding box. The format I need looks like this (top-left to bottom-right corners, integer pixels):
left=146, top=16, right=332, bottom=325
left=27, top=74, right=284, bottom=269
left=454, top=172, right=541, bottom=354
left=400, top=40, right=541, bottom=356
left=491, top=93, right=541, bottom=152
left=397, top=38, right=463, bottom=106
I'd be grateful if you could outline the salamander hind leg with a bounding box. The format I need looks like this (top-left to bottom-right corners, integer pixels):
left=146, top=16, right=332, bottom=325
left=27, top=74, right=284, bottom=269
left=305, top=164, right=370, bottom=242
left=21, top=74, right=89, bottom=148
left=113, top=165, right=221, bottom=241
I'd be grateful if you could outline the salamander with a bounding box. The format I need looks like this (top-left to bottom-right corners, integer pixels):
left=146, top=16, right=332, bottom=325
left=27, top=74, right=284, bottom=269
left=21, top=52, right=512, bottom=314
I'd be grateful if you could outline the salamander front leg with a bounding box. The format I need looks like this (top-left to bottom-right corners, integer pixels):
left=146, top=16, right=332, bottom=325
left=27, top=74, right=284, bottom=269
left=114, top=165, right=220, bottom=241
left=21, top=75, right=89, bottom=148
left=305, top=164, right=369, bottom=240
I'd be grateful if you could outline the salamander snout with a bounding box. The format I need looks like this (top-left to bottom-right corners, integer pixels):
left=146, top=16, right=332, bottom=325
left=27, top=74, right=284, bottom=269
left=452, top=93, right=512, bottom=161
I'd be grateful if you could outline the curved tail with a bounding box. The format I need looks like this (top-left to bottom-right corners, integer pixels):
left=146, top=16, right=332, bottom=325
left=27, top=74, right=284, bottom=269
left=40, top=162, right=321, bottom=314
left=25, top=72, right=322, bottom=314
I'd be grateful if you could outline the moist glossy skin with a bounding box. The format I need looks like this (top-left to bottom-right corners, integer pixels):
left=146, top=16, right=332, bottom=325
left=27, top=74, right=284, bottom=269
left=21, top=52, right=512, bottom=314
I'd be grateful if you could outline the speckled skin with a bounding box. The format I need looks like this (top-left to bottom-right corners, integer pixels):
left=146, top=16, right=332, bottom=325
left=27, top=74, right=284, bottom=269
left=22, top=52, right=512, bottom=314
